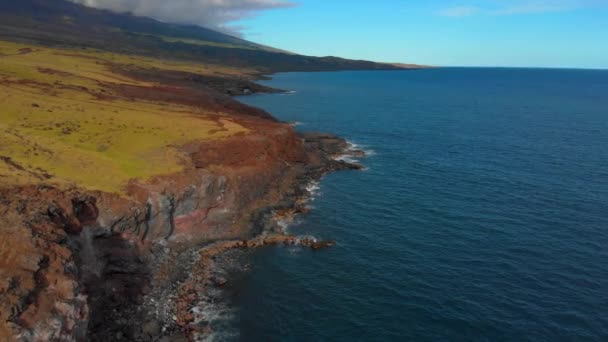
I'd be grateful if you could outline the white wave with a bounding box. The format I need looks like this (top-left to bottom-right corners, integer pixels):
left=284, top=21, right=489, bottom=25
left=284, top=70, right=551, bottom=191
left=295, top=235, right=318, bottom=244
left=289, top=121, right=304, bottom=127
left=304, top=180, right=322, bottom=205
left=365, top=149, right=377, bottom=156
left=306, top=180, right=321, bottom=195
left=333, top=140, right=377, bottom=164
left=346, top=141, right=360, bottom=150
left=283, top=235, right=321, bottom=255
left=190, top=263, right=247, bottom=342
left=281, top=90, right=297, bottom=95
left=192, top=292, right=239, bottom=342
left=346, top=140, right=376, bottom=156
left=272, top=180, right=322, bottom=233
left=334, top=154, right=360, bottom=164
left=276, top=216, right=294, bottom=233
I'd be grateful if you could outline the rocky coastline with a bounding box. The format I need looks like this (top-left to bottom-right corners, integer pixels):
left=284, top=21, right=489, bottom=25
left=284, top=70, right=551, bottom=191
left=87, top=131, right=365, bottom=342
left=0, top=3, right=410, bottom=340
left=0, top=32, right=368, bottom=342
left=0, top=109, right=365, bottom=341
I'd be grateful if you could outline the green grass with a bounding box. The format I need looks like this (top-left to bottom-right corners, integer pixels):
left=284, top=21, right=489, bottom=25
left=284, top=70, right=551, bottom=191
left=0, top=40, right=248, bottom=194
left=159, top=35, right=254, bottom=49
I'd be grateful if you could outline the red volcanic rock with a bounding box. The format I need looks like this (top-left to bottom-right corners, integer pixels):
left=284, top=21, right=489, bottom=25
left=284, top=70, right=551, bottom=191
left=72, top=196, right=99, bottom=225
left=310, top=240, right=336, bottom=250
left=47, top=203, right=82, bottom=235
left=298, top=238, right=336, bottom=250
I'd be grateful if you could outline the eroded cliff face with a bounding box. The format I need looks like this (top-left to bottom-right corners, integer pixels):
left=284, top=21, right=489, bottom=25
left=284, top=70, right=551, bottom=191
left=0, top=114, right=358, bottom=341
left=0, top=39, right=363, bottom=341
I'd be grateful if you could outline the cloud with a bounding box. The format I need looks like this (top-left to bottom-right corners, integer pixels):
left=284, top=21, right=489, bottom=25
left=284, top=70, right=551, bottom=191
left=438, top=0, right=606, bottom=17
left=69, top=0, right=296, bottom=35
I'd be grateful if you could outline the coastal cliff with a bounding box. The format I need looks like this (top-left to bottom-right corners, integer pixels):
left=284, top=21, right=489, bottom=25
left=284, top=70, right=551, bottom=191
left=0, top=125, right=360, bottom=341
left=0, top=39, right=365, bottom=341
left=0, top=1, right=393, bottom=339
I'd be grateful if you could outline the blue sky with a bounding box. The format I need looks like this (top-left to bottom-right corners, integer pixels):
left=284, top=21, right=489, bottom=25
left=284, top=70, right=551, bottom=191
left=235, top=0, right=608, bottom=68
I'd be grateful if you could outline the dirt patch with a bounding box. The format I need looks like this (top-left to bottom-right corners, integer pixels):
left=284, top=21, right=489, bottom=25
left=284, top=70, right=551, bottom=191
left=37, top=67, right=74, bottom=77
left=0, top=155, right=26, bottom=171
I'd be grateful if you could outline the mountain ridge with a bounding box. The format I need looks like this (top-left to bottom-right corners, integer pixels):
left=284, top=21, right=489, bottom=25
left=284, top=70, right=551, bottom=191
left=0, top=0, right=423, bottom=73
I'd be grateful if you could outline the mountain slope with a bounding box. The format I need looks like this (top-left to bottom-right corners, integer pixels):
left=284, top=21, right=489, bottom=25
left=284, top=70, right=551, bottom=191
left=0, top=0, right=271, bottom=50
left=0, top=0, right=413, bottom=73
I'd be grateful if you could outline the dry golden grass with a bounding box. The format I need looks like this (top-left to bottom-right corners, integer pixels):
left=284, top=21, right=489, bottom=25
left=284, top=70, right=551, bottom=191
left=0, top=40, right=249, bottom=193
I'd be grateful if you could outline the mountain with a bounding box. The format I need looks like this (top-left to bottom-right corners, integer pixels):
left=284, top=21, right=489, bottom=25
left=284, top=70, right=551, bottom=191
left=0, top=0, right=412, bottom=73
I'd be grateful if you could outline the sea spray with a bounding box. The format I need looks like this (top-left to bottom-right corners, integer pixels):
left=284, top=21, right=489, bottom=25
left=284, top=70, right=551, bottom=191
left=333, top=140, right=373, bottom=165
left=192, top=251, right=242, bottom=342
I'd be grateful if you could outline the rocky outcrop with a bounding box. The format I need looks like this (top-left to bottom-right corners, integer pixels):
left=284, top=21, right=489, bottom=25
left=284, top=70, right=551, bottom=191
left=0, top=110, right=362, bottom=341
left=171, top=234, right=337, bottom=338
left=0, top=195, right=89, bottom=341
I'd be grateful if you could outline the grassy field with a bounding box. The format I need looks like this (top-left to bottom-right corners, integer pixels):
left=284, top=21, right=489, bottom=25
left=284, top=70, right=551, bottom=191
left=0, top=40, right=248, bottom=194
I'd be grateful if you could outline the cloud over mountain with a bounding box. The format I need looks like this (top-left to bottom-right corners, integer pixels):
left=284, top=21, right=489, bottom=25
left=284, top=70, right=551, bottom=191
left=69, top=0, right=295, bottom=35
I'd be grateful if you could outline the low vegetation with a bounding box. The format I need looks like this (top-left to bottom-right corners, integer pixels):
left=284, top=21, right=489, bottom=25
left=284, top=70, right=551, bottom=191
left=0, top=0, right=404, bottom=73
left=0, top=40, right=248, bottom=193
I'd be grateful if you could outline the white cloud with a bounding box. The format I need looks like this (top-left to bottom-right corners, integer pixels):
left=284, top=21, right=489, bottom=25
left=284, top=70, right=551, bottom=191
left=69, top=0, right=296, bottom=35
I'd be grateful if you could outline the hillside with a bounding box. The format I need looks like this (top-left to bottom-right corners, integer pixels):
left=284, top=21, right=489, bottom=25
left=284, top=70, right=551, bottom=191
left=0, top=0, right=411, bottom=74
left=0, top=40, right=255, bottom=193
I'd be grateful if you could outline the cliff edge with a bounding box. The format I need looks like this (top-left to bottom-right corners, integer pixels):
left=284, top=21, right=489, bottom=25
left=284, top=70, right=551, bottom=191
left=0, top=1, right=403, bottom=339
left=0, top=39, right=363, bottom=341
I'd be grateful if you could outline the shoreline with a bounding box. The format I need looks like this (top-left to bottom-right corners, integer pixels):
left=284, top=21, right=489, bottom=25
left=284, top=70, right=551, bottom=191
left=0, top=110, right=366, bottom=341
left=144, top=133, right=368, bottom=341
left=0, top=43, right=370, bottom=340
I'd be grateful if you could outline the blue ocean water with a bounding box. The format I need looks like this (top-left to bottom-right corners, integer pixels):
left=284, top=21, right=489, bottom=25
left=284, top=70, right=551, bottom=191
left=230, top=68, right=608, bottom=341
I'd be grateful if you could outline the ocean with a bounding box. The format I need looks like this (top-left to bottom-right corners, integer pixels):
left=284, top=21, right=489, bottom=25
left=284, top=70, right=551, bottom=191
left=214, top=68, right=608, bottom=341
